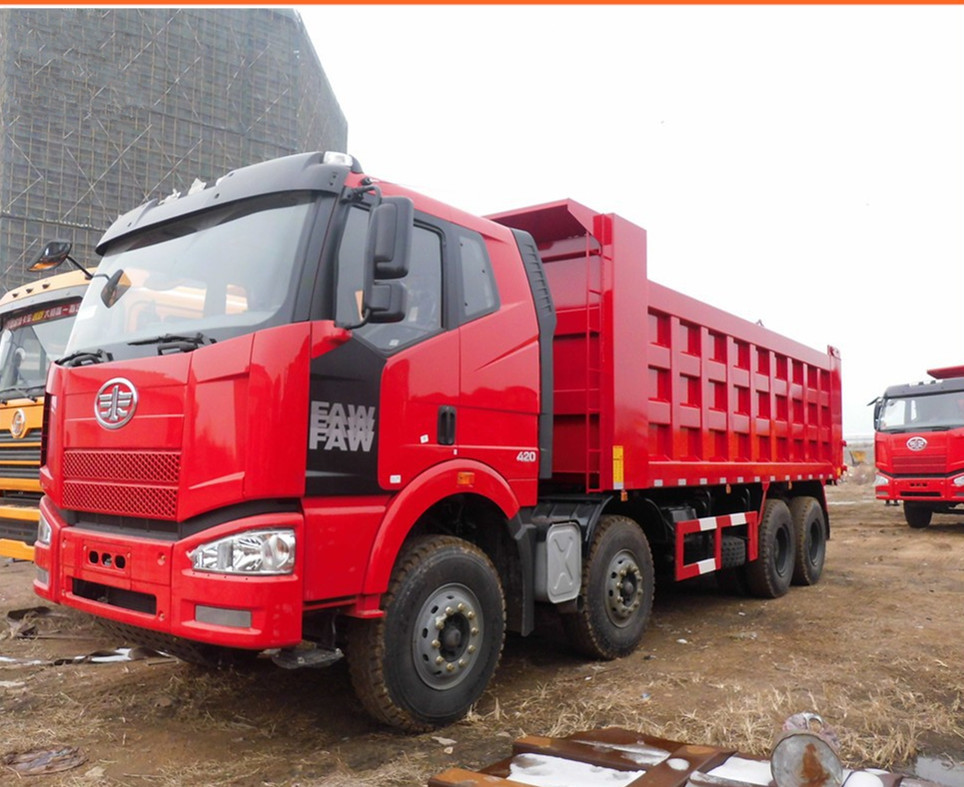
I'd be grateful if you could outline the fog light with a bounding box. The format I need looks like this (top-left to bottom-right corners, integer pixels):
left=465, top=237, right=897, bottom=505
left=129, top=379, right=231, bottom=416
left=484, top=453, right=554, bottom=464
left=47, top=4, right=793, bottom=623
left=35, top=566, right=50, bottom=586
left=190, top=529, right=295, bottom=575
left=195, top=605, right=252, bottom=628
left=37, top=512, right=52, bottom=546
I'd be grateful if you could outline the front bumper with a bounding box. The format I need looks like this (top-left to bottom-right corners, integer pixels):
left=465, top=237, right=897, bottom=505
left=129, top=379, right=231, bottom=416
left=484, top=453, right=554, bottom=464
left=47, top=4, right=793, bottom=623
left=33, top=497, right=304, bottom=649
left=874, top=474, right=964, bottom=504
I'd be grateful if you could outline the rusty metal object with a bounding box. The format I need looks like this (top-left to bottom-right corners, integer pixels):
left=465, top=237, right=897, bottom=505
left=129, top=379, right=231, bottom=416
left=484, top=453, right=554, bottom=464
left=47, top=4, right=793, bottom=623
left=771, top=713, right=843, bottom=787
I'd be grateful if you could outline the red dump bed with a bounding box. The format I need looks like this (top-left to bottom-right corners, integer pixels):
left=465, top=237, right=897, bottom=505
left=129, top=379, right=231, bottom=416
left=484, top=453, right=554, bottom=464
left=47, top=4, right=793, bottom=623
left=491, top=199, right=843, bottom=494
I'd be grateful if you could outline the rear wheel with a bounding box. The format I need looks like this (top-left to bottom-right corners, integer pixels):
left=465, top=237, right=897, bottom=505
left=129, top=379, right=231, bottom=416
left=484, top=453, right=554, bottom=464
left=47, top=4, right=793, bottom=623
left=562, top=515, right=654, bottom=660
left=790, top=496, right=827, bottom=586
left=904, top=502, right=933, bottom=529
left=746, top=499, right=795, bottom=598
left=347, top=536, right=505, bottom=732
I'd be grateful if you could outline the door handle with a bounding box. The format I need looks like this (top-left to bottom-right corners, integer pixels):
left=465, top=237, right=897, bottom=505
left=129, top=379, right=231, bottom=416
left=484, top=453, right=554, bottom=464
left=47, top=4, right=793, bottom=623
left=437, top=406, right=456, bottom=446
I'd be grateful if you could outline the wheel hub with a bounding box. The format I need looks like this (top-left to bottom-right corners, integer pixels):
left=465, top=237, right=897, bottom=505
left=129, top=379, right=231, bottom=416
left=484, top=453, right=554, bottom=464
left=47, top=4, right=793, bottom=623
left=413, top=584, right=483, bottom=690
left=606, top=550, right=643, bottom=627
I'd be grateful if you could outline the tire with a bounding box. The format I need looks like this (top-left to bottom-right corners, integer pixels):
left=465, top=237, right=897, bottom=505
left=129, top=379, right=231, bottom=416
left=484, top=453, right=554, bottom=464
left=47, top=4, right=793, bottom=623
left=562, top=515, right=654, bottom=660
left=904, top=502, right=933, bottom=529
left=346, top=536, right=505, bottom=732
left=790, top=496, right=827, bottom=586
left=746, top=499, right=795, bottom=599
left=716, top=537, right=748, bottom=596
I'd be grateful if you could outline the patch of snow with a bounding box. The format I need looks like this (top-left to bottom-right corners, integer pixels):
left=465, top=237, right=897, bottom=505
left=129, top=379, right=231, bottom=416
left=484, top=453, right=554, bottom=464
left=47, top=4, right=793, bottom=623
left=844, top=772, right=884, bottom=787
left=572, top=740, right=671, bottom=767
left=705, top=756, right=774, bottom=786
left=668, top=758, right=691, bottom=771
left=89, top=648, right=133, bottom=664
left=508, top=753, right=645, bottom=786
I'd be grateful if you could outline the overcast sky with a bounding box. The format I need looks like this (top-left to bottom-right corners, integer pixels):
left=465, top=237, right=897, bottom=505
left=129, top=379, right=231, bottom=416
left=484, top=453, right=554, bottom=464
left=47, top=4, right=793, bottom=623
left=300, top=5, right=964, bottom=438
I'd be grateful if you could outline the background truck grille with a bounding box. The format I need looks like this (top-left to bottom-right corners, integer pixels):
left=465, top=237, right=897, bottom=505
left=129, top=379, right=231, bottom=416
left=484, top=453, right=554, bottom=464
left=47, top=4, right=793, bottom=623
left=0, top=432, right=41, bottom=478
left=63, top=450, right=180, bottom=519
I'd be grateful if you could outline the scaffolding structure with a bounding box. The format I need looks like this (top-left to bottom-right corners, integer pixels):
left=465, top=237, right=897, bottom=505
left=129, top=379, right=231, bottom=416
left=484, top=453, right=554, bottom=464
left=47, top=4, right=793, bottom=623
left=0, top=8, right=347, bottom=292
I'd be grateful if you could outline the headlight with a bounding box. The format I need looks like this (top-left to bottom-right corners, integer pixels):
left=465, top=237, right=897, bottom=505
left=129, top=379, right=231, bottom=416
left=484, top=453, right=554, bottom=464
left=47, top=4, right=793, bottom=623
left=873, top=475, right=889, bottom=487
left=953, top=475, right=964, bottom=488
left=190, top=529, right=296, bottom=575
left=37, top=511, right=52, bottom=546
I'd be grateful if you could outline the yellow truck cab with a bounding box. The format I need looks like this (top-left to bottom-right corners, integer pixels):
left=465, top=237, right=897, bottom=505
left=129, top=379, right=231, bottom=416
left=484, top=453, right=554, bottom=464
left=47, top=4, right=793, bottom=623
left=0, top=268, right=89, bottom=560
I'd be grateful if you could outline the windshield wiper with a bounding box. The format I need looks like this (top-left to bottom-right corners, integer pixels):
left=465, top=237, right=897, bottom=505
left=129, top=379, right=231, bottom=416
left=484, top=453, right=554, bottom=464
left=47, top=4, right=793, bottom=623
left=0, top=386, right=42, bottom=404
left=58, top=348, right=114, bottom=368
left=128, top=332, right=216, bottom=354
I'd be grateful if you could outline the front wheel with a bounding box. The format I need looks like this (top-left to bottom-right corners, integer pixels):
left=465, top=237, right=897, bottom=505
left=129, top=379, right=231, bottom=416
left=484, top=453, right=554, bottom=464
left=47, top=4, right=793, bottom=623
left=346, top=536, right=505, bottom=732
left=746, top=499, right=795, bottom=598
left=904, top=502, right=933, bottom=529
left=790, top=496, right=827, bottom=586
left=562, top=515, right=654, bottom=660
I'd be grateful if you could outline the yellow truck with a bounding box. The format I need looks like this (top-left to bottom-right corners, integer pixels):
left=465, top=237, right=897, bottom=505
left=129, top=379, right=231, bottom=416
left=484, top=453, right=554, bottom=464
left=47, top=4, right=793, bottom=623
left=0, top=252, right=90, bottom=560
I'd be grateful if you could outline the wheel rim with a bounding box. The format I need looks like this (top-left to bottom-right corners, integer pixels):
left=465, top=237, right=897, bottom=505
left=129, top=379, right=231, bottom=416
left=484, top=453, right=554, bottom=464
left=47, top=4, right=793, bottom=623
left=605, top=549, right=644, bottom=628
left=412, top=583, right=483, bottom=690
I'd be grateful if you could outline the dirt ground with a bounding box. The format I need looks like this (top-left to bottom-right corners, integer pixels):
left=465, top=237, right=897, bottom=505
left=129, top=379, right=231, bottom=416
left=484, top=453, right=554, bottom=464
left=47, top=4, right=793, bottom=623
left=2, top=480, right=963, bottom=787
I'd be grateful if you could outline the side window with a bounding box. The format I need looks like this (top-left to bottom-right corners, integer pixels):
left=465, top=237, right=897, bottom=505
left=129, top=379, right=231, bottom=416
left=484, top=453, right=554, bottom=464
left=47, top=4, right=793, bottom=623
left=335, top=204, right=444, bottom=352
left=459, top=230, right=498, bottom=321
left=335, top=205, right=369, bottom=326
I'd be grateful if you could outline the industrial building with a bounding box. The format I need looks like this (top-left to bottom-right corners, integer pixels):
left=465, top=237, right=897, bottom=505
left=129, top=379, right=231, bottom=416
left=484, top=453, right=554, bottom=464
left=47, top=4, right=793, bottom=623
left=0, top=8, right=346, bottom=291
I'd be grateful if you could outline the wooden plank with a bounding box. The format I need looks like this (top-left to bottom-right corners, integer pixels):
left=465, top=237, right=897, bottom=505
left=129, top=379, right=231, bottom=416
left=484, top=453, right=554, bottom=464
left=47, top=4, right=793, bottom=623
left=427, top=766, right=533, bottom=787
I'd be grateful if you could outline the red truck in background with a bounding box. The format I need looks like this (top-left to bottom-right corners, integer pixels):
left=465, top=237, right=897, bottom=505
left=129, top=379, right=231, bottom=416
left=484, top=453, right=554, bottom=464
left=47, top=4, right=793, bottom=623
left=873, top=365, right=964, bottom=527
left=33, top=152, right=843, bottom=731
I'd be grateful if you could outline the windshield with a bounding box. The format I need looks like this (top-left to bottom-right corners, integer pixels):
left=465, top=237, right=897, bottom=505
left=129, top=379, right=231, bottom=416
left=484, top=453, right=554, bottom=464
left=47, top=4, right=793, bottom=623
left=67, top=194, right=316, bottom=355
left=0, top=300, right=80, bottom=392
left=878, top=391, right=964, bottom=432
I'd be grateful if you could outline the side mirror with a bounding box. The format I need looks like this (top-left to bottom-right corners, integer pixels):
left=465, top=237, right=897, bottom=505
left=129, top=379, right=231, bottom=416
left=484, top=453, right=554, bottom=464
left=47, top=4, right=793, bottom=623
left=872, top=399, right=883, bottom=430
left=101, top=269, right=132, bottom=308
left=29, top=240, right=73, bottom=272
left=28, top=239, right=93, bottom=279
left=366, top=281, right=407, bottom=324
left=366, top=197, right=413, bottom=280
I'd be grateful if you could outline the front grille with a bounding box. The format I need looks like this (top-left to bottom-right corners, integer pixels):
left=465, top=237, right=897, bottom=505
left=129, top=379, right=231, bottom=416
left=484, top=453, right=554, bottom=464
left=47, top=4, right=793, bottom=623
left=893, top=454, right=947, bottom=474
left=72, top=578, right=156, bottom=615
left=0, top=517, right=37, bottom=543
left=64, top=450, right=179, bottom=483
left=0, top=436, right=41, bottom=478
left=63, top=450, right=180, bottom=520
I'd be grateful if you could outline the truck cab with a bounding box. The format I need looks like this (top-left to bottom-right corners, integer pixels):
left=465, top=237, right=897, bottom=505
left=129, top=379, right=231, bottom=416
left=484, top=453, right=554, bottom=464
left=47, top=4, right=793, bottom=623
left=0, top=268, right=89, bottom=560
left=873, top=366, right=964, bottom=527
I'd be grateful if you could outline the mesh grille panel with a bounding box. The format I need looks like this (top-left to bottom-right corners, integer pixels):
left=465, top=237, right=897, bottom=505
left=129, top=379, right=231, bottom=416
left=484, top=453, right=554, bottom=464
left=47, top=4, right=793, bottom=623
left=64, top=481, right=177, bottom=520
left=64, top=450, right=179, bottom=483
left=62, top=450, right=180, bottom=518
left=893, top=454, right=947, bottom=475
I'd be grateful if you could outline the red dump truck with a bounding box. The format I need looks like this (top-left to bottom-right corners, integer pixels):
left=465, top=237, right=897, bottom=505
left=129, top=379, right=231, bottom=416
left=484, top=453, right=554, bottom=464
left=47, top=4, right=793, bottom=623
left=33, top=152, right=843, bottom=731
left=873, top=365, right=964, bottom=527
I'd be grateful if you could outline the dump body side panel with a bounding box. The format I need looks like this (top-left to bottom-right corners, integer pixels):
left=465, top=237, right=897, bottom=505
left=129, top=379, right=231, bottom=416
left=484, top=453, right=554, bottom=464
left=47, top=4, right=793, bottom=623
left=490, top=200, right=843, bottom=494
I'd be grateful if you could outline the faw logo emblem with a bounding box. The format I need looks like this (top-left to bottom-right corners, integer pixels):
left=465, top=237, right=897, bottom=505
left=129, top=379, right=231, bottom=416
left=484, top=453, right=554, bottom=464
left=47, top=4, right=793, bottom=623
left=310, top=401, right=376, bottom=453
left=95, top=378, right=138, bottom=430
left=10, top=408, right=27, bottom=439
left=906, top=436, right=928, bottom=452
